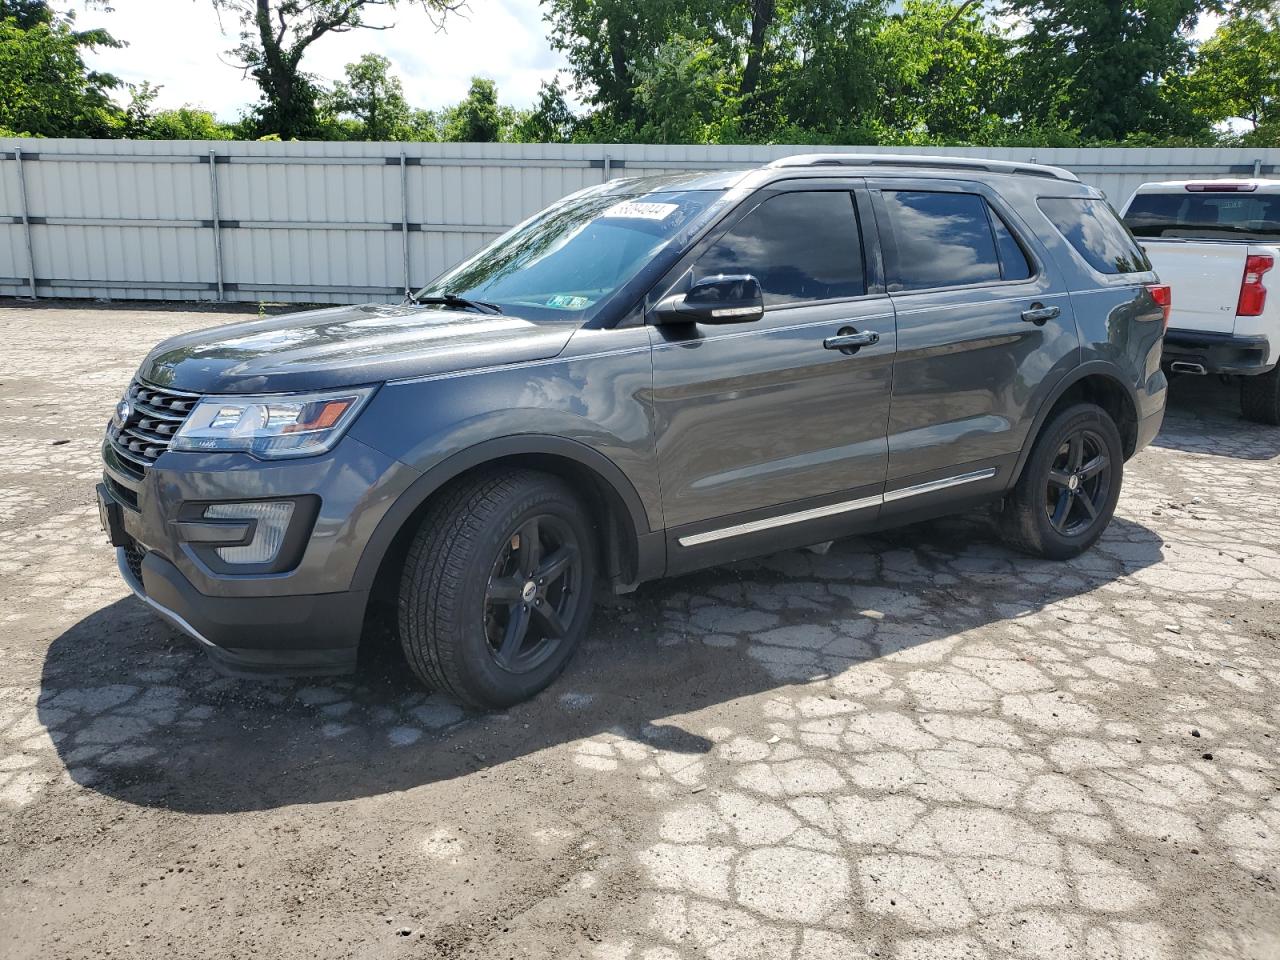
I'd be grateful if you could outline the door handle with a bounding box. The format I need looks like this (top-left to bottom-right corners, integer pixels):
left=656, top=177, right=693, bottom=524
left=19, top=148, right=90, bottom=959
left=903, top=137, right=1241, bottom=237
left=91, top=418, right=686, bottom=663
left=823, top=328, right=880, bottom=354
left=1021, top=303, right=1061, bottom=326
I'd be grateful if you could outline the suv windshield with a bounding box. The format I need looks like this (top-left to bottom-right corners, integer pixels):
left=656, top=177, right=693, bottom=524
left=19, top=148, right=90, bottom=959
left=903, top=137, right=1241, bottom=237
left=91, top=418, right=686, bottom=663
left=1124, top=190, right=1280, bottom=241
left=414, top=184, right=726, bottom=323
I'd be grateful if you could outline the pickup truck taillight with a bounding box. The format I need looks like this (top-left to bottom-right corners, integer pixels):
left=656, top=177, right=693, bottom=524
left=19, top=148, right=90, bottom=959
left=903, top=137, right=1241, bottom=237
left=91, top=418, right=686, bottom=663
left=1146, top=284, right=1172, bottom=327
left=1238, top=254, right=1274, bottom=317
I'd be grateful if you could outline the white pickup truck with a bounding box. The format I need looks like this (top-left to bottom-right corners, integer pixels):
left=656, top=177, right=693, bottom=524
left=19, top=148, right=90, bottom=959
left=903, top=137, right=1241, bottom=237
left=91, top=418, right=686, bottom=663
left=1120, top=179, right=1280, bottom=424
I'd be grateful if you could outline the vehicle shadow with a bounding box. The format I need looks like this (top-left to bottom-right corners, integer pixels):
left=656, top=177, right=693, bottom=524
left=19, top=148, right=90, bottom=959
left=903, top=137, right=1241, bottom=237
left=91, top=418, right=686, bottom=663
left=1155, top=373, right=1280, bottom=461
left=39, top=511, right=1164, bottom=814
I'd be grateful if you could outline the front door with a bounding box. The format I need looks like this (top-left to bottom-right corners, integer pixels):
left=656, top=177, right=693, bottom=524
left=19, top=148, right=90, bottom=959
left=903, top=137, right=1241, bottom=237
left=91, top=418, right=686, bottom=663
left=867, top=179, right=1079, bottom=514
left=648, top=184, right=896, bottom=571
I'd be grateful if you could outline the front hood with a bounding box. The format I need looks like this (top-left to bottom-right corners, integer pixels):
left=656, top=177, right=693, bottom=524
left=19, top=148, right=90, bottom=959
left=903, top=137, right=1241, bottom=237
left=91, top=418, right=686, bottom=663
left=139, top=303, right=580, bottom=394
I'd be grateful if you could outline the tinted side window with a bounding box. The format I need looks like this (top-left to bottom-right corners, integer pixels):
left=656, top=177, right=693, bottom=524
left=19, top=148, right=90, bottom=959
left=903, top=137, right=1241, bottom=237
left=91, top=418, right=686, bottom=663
left=991, top=208, right=1033, bottom=281
left=696, top=191, right=865, bottom=305
left=1039, top=197, right=1152, bottom=275
left=881, top=191, right=1004, bottom=290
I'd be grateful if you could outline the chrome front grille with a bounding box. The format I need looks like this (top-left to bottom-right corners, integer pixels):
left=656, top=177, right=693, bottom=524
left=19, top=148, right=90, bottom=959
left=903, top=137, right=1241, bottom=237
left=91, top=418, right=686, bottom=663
left=106, top=380, right=203, bottom=478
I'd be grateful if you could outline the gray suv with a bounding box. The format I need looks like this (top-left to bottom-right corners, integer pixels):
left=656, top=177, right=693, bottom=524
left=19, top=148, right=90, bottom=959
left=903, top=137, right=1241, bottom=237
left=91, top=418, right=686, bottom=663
left=98, top=154, right=1168, bottom=708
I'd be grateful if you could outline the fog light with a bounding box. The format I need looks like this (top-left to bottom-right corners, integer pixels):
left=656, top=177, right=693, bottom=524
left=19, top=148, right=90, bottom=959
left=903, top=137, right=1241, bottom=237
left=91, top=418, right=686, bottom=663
left=204, top=501, right=295, bottom=564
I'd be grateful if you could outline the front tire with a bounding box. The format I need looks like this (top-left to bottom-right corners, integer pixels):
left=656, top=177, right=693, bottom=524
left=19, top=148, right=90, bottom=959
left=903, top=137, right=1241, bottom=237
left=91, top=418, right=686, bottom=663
left=1241, top=366, right=1280, bottom=425
left=1001, top=403, right=1124, bottom=560
left=398, top=470, right=597, bottom=709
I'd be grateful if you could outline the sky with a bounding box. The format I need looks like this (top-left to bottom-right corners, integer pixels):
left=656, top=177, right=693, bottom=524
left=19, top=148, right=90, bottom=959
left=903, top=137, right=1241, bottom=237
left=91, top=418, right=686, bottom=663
left=65, top=0, right=571, bottom=120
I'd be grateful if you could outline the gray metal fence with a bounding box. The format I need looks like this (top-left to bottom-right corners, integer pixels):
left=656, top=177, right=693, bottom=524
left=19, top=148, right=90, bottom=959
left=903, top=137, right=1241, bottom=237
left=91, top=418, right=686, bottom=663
left=3, top=139, right=1278, bottom=305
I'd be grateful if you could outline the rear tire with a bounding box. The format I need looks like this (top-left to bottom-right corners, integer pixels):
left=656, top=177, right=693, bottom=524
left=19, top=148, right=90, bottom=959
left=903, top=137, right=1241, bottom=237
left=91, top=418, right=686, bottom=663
left=1241, top=366, right=1280, bottom=425
left=1000, top=403, right=1124, bottom=560
left=397, top=470, right=597, bottom=709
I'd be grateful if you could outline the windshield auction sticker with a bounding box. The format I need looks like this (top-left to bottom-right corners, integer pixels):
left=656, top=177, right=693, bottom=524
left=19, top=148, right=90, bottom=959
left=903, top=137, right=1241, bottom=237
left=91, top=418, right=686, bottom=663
left=546, top=294, right=591, bottom=309
left=602, top=201, right=679, bottom=221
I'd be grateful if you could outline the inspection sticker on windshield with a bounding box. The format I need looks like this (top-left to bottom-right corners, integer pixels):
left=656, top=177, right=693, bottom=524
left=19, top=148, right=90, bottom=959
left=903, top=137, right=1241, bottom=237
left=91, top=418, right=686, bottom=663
left=602, top=200, right=679, bottom=221
left=546, top=294, right=590, bottom=309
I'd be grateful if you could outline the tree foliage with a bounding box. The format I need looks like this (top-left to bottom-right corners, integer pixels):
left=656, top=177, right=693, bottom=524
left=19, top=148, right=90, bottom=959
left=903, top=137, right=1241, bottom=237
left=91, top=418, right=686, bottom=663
left=1004, top=0, right=1210, bottom=140
left=1183, top=6, right=1280, bottom=143
left=3, top=0, right=1275, bottom=147
left=123, top=82, right=236, bottom=139
left=438, top=75, right=532, bottom=141
left=207, top=0, right=462, bottom=138
left=323, top=53, right=413, bottom=139
left=0, top=1, right=122, bottom=137
left=871, top=0, right=1014, bottom=144
left=514, top=78, right=577, bottom=143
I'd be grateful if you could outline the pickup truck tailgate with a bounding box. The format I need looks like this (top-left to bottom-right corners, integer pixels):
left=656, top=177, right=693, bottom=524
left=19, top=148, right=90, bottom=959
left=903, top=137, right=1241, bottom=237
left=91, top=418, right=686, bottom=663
left=1142, top=240, right=1246, bottom=334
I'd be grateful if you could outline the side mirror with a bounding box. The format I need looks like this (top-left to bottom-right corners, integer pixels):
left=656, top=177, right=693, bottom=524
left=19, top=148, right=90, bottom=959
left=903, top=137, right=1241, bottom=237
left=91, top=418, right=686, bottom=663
left=653, top=274, right=765, bottom=325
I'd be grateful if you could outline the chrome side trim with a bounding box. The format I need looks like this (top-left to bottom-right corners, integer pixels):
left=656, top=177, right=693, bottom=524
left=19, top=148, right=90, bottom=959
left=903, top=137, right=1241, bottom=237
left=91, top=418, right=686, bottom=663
left=882, top=467, right=997, bottom=503
left=677, top=494, right=881, bottom=547
left=677, top=467, right=998, bottom=547
left=116, top=547, right=219, bottom=652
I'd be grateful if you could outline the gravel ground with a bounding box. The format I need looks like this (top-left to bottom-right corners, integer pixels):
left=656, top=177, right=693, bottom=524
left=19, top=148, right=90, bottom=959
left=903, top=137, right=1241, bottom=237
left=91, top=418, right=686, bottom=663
left=1, top=301, right=1278, bottom=960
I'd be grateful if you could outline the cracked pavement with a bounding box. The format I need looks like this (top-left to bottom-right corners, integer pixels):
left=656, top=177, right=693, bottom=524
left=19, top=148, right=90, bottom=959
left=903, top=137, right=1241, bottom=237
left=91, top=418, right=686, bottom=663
left=1, top=302, right=1278, bottom=959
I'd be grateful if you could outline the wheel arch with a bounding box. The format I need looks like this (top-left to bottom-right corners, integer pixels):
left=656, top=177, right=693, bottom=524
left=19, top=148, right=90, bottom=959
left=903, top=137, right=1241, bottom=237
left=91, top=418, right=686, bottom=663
left=1011, top=363, right=1141, bottom=486
left=352, top=436, right=662, bottom=604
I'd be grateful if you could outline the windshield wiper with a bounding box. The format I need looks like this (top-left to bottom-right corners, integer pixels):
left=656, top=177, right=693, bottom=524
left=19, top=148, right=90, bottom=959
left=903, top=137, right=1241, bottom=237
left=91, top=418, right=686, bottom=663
left=411, top=293, right=503, bottom=315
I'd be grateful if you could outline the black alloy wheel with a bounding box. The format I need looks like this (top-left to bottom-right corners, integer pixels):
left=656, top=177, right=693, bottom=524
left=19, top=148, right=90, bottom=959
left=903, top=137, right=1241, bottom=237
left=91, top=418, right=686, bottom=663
left=398, top=469, right=597, bottom=708
left=483, top=514, right=584, bottom=674
left=1000, top=402, right=1124, bottom=560
left=1045, top=427, right=1113, bottom=537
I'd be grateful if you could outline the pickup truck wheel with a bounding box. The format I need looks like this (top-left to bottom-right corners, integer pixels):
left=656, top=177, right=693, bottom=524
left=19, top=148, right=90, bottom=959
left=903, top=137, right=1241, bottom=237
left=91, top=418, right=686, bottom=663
left=397, top=470, right=596, bottom=709
left=1001, top=403, right=1124, bottom=560
left=1241, top=367, right=1280, bottom=425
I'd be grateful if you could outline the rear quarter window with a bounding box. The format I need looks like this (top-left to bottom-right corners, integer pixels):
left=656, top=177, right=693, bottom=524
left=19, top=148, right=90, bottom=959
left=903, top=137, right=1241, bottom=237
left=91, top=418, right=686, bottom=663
left=880, top=190, right=1020, bottom=290
left=1039, top=197, right=1151, bottom=276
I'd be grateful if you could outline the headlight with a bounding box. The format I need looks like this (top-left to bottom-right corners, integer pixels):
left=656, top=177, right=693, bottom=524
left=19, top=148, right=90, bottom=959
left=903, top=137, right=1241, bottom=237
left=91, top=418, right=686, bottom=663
left=170, top=386, right=375, bottom=459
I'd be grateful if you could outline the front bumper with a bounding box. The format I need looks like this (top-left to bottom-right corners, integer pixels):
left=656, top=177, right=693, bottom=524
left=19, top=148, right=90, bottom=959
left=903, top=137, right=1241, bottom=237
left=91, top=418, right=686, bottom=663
left=115, top=545, right=363, bottom=676
left=1162, top=330, right=1274, bottom=376
left=100, top=432, right=420, bottom=676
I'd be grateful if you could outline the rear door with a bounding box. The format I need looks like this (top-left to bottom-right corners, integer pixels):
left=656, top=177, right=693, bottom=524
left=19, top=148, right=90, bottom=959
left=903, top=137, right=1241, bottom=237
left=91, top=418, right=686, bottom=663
left=869, top=178, right=1079, bottom=509
left=649, top=181, right=896, bottom=570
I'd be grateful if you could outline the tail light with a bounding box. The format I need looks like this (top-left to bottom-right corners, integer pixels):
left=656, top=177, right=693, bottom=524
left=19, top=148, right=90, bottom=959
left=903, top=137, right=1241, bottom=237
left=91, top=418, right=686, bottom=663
left=1146, top=284, right=1172, bottom=328
left=1238, top=254, right=1273, bottom=317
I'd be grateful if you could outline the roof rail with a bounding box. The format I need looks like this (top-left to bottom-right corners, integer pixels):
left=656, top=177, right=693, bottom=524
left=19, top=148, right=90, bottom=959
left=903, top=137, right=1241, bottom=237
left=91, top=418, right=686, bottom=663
left=767, top=153, right=1079, bottom=183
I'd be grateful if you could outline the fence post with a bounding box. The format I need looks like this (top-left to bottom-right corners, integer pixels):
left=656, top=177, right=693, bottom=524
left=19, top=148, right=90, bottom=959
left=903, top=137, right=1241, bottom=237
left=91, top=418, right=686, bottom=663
left=1255, top=158, right=1263, bottom=177
left=400, top=151, right=411, bottom=300
left=13, top=148, right=37, bottom=299
left=207, top=150, right=225, bottom=301
left=603, top=152, right=611, bottom=182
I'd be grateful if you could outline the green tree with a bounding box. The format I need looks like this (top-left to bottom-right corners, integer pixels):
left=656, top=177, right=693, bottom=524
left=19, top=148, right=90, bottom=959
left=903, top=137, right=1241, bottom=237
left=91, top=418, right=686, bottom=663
left=1183, top=7, right=1280, bottom=141
left=121, top=81, right=235, bottom=140
left=0, top=3, right=123, bottom=137
left=513, top=78, right=576, bottom=142
left=871, top=0, right=1013, bottom=143
left=0, top=0, right=54, bottom=28
left=632, top=36, right=737, bottom=143
left=544, top=0, right=713, bottom=129
left=149, top=107, right=236, bottom=140
left=442, top=75, right=503, bottom=141
left=324, top=53, right=412, bottom=139
left=1004, top=0, right=1211, bottom=140
left=406, top=107, right=442, bottom=140
left=543, top=0, right=891, bottom=142
left=767, top=0, right=887, bottom=141
left=207, top=0, right=464, bottom=139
